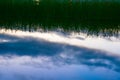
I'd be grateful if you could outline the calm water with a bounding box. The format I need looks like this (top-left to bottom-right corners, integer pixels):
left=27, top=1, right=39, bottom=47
left=0, top=0, right=120, bottom=80
left=0, top=28, right=120, bottom=80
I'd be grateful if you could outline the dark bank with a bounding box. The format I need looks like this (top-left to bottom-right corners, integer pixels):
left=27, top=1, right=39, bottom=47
left=0, top=0, right=120, bottom=37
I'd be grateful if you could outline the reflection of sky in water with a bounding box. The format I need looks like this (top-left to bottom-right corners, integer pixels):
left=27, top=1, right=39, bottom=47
left=0, top=29, right=120, bottom=80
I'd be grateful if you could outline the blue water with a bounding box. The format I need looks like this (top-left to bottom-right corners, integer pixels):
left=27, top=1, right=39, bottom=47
left=0, top=31, right=120, bottom=80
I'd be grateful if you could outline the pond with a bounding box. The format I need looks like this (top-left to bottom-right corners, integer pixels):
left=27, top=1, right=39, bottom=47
left=0, top=26, right=120, bottom=80
left=0, top=0, right=120, bottom=80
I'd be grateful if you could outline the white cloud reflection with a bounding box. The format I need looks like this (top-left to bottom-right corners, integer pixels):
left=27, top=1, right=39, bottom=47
left=0, top=29, right=120, bottom=55
left=0, top=54, right=120, bottom=80
left=0, top=29, right=120, bottom=80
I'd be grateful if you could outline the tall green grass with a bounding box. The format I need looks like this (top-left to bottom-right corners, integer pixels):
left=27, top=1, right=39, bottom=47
left=0, top=0, right=120, bottom=37
left=0, top=0, right=120, bottom=24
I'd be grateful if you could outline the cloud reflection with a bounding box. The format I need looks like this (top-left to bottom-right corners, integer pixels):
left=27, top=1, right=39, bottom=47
left=0, top=30, right=120, bottom=80
left=0, top=54, right=120, bottom=80
left=0, top=29, right=120, bottom=55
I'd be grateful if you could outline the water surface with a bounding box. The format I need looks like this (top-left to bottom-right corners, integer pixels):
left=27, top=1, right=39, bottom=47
left=0, top=28, right=120, bottom=80
left=0, top=0, right=120, bottom=80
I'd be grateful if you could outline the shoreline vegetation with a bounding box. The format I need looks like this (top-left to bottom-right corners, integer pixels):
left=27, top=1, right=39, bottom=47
left=0, top=0, right=120, bottom=24
left=0, top=24, right=119, bottom=37
left=0, top=0, right=120, bottom=37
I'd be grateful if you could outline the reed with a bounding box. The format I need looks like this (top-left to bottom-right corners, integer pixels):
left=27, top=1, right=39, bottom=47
left=0, top=0, right=120, bottom=24
left=0, top=0, right=120, bottom=37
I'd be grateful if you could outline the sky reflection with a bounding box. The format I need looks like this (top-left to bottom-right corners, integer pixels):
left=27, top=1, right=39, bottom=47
left=0, top=29, right=120, bottom=55
left=0, top=30, right=120, bottom=80
left=0, top=55, right=120, bottom=80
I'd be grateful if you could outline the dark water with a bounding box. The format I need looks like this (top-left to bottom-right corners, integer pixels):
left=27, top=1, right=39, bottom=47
left=0, top=0, right=120, bottom=80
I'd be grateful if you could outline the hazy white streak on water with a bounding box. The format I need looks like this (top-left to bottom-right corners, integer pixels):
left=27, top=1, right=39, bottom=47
left=0, top=29, right=119, bottom=56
